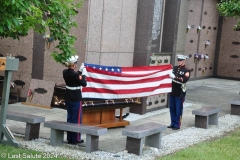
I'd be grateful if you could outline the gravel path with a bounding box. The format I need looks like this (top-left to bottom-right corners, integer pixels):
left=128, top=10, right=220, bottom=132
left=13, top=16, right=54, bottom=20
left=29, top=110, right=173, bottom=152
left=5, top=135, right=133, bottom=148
left=12, top=103, right=240, bottom=160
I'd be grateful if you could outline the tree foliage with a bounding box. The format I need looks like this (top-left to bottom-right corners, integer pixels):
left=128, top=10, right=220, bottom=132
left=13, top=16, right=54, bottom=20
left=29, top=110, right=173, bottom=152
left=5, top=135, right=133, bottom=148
left=217, top=0, right=240, bottom=30
left=0, top=0, right=83, bottom=64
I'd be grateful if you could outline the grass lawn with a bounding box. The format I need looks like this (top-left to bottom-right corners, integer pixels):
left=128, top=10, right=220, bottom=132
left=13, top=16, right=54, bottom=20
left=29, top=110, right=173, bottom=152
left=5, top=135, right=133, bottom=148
left=0, top=144, right=69, bottom=160
left=0, top=128, right=240, bottom=160
left=157, top=128, right=240, bottom=160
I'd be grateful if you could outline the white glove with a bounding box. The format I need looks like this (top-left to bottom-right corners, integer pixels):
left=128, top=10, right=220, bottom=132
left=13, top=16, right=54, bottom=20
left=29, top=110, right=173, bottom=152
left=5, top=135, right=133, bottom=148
left=79, top=63, right=85, bottom=72
left=169, top=72, right=175, bottom=79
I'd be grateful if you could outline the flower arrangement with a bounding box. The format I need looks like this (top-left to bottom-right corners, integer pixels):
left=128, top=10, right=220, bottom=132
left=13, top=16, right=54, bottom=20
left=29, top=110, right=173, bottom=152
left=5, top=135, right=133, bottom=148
left=197, top=26, right=201, bottom=34
left=43, top=33, right=54, bottom=49
left=205, top=40, right=210, bottom=48
left=28, top=89, right=35, bottom=102
left=10, top=81, right=15, bottom=89
left=202, top=67, right=207, bottom=74
left=204, top=54, right=209, bottom=62
left=186, top=25, right=191, bottom=33
left=194, top=53, right=204, bottom=62
left=233, top=25, right=240, bottom=31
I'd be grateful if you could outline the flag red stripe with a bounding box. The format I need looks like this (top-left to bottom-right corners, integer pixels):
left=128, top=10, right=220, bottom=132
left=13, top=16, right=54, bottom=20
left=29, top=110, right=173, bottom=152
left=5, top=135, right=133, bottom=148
left=86, top=74, right=170, bottom=84
left=82, top=64, right=172, bottom=99
left=121, top=64, right=172, bottom=72
left=86, top=65, right=172, bottom=77
left=82, top=83, right=172, bottom=94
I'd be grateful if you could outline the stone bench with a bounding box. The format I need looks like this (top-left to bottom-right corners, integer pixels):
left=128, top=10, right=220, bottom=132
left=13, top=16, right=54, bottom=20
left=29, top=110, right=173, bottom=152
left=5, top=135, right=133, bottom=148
left=192, top=107, right=221, bottom=129
left=44, top=120, right=107, bottom=153
left=229, top=98, right=240, bottom=115
left=7, top=111, right=45, bottom=140
left=122, top=122, right=167, bottom=155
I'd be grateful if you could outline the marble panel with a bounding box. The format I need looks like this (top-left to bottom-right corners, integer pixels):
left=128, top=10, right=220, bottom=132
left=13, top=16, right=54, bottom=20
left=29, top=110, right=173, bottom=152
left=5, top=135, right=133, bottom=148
left=232, top=64, right=240, bottom=79
left=0, top=32, right=34, bottom=47
left=86, top=135, right=99, bottom=153
left=101, top=0, right=122, bottom=52
left=87, top=0, right=103, bottom=52
left=230, top=99, right=240, bottom=105
left=185, top=34, right=198, bottom=50
left=202, top=7, right=214, bottom=23
left=221, top=23, right=239, bottom=38
left=44, top=121, right=107, bottom=135
left=133, top=0, right=154, bottom=54
left=74, top=0, right=89, bottom=29
left=43, top=49, right=65, bottom=80
left=200, top=62, right=213, bottom=77
left=184, top=49, right=197, bottom=60
left=11, top=72, right=32, bottom=98
left=119, top=0, right=138, bottom=53
left=162, top=0, right=180, bottom=52
left=118, top=52, right=134, bottom=67
left=222, top=17, right=240, bottom=25
left=43, top=76, right=65, bottom=86
left=227, top=54, right=240, bottom=65
left=198, top=36, right=215, bottom=52
left=50, top=129, right=64, bottom=146
left=99, top=52, right=119, bottom=66
left=44, top=60, right=65, bottom=79
left=72, top=1, right=88, bottom=62
left=218, top=50, right=230, bottom=64
left=0, top=42, right=33, bottom=60
left=7, top=111, right=45, bottom=123
left=231, top=105, right=240, bottom=116
left=25, top=123, right=41, bottom=140
left=187, top=2, right=202, bottom=22
left=145, top=132, right=161, bottom=149
left=220, top=39, right=234, bottom=51
left=122, top=122, right=166, bottom=139
left=217, top=62, right=234, bottom=77
left=126, top=137, right=143, bottom=155
left=73, top=27, right=87, bottom=61
left=194, top=115, right=208, bottom=129
left=26, top=79, right=55, bottom=107
left=209, top=113, right=219, bottom=125
left=85, top=52, right=101, bottom=64
left=32, top=32, right=45, bottom=79
left=192, top=107, right=221, bottom=116
left=133, top=52, right=149, bottom=66
left=196, top=64, right=206, bottom=78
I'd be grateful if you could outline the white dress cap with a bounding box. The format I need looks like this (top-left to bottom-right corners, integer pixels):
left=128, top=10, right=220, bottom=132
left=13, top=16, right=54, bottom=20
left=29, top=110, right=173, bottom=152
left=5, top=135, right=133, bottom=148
left=177, top=54, right=188, bottom=60
left=67, top=55, right=79, bottom=63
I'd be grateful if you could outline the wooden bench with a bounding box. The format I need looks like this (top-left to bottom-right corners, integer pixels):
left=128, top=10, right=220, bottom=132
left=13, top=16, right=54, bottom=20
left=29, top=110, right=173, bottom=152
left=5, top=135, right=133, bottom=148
left=122, top=122, right=167, bottom=155
left=7, top=111, right=45, bottom=140
left=229, top=98, right=240, bottom=115
left=44, top=120, right=107, bottom=153
left=192, top=107, right=221, bottom=129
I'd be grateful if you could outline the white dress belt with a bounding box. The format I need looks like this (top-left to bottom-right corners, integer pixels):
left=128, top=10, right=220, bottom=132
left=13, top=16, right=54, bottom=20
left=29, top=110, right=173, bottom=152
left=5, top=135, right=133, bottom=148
left=66, top=86, right=81, bottom=90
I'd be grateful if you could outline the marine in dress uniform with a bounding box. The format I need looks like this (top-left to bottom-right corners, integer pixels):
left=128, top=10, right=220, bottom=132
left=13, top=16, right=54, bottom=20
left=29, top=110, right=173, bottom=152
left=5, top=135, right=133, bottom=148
left=63, top=55, right=87, bottom=144
left=168, top=55, right=190, bottom=130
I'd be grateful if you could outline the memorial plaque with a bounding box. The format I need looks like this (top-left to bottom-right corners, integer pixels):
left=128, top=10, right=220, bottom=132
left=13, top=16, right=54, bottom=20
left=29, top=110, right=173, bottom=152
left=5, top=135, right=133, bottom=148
left=25, top=79, right=55, bottom=107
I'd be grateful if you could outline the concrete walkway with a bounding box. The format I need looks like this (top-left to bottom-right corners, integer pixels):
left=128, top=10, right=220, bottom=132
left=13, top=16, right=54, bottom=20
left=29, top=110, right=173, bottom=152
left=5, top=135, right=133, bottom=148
left=5, top=78, right=240, bottom=153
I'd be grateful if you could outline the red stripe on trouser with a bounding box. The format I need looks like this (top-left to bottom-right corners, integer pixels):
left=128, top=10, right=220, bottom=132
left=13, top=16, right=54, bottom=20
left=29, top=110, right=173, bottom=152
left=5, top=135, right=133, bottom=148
left=77, top=101, right=82, bottom=141
left=178, top=98, right=184, bottom=128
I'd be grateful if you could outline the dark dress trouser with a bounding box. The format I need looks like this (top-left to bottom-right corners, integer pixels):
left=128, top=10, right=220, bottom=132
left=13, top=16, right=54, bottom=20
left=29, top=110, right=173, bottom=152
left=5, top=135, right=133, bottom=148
left=65, top=101, right=82, bottom=143
left=169, top=95, right=184, bottom=129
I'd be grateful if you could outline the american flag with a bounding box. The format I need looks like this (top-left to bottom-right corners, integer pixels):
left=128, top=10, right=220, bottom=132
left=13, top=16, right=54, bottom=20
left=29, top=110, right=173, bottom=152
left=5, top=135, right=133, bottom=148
left=81, top=63, right=172, bottom=99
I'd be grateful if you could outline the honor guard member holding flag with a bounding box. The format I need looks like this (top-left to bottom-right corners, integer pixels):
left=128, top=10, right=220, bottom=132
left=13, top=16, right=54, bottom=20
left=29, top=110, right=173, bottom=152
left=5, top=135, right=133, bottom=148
left=63, top=55, right=87, bottom=144
left=168, top=54, right=190, bottom=130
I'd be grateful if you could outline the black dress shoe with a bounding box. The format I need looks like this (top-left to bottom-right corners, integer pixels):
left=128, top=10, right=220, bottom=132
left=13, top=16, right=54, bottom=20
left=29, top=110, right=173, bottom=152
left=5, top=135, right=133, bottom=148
left=68, top=140, right=84, bottom=145
left=167, top=125, right=173, bottom=128
left=78, top=140, right=84, bottom=143
left=172, top=127, right=180, bottom=130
